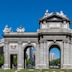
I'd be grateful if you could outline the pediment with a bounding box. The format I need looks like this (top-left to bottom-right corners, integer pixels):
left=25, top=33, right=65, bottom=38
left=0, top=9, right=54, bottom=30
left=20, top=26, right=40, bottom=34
left=47, top=17, right=63, bottom=22
left=46, top=14, right=67, bottom=22
left=40, top=14, right=70, bottom=23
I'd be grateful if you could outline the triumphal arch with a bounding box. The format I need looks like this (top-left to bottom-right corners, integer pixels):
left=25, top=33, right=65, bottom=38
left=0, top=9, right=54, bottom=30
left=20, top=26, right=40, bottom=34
left=0, top=10, right=72, bottom=69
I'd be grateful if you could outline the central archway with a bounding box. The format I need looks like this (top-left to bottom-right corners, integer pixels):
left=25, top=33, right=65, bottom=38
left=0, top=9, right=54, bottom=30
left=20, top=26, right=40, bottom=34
left=24, top=45, right=36, bottom=69
left=49, top=45, right=61, bottom=69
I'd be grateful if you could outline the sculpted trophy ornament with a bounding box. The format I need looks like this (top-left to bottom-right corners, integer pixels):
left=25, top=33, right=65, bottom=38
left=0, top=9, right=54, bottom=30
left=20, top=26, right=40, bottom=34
left=43, top=9, right=53, bottom=18
left=16, top=26, right=25, bottom=32
left=3, top=25, right=11, bottom=33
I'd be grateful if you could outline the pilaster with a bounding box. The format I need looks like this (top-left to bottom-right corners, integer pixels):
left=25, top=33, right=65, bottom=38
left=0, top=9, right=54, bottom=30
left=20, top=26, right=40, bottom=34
left=70, top=41, right=72, bottom=67
left=43, top=41, right=48, bottom=68
left=63, top=40, right=71, bottom=68
left=35, top=42, right=40, bottom=69
left=36, top=41, right=46, bottom=69
left=17, top=41, right=23, bottom=69
left=39, top=42, right=45, bottom=68
left=4, top=42, right=10, bottom=69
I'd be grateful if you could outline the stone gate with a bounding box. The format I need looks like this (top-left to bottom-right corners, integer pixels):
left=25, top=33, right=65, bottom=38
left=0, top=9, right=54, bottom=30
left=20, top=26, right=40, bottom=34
left=0, top=10, right=72, bottom=69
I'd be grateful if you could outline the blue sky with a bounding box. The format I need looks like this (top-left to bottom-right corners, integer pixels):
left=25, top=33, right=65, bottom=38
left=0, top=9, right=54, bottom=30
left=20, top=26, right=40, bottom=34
left=0, top=0, right=72, bottom=37
left=0, top=0, right=72, bottom=58
left=50, top=48, right=60, bottom=59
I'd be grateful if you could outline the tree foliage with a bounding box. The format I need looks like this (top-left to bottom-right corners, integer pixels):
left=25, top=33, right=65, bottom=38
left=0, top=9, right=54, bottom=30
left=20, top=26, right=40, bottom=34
left=13, top=55, right=17, bottom=65
left=0, top=54, right=4, bottom=65
left=50, top=58, right=60, bottom=66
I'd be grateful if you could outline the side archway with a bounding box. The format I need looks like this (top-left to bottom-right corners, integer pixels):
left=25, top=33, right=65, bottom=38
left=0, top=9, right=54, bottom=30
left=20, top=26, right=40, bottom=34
left=49, top=44, right=61, bottom=69
left=23, top=44, right=36, bottom=69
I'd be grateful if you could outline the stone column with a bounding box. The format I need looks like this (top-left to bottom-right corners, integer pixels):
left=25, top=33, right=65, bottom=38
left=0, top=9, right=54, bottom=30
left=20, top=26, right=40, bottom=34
left=17, top=41, right=23, bottom=69
left=44, top=41, right=49, bottom=68
left=70, top=42, right=72, bottom=68
left=4, top=42, right=10, bottom=69
left=69, top=42, right=72, bottom=68
left=37, top=41, right=46, bottom=69
left=43, top=41, right=48, bottom=68
left=59, top=41, right=63, bottom=69
left=46, top=41, right=52, bottom=68
left=63, top=40, right=70, bottom=68
left=35, top=42, right=40, bottom=69
left=40, top=42, right=44, bottom=68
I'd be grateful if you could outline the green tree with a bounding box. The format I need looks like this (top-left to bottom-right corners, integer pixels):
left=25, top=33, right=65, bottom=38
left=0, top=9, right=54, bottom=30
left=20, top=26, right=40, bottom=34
left=0, top=54, right=4, bottom=65
left=26, top=58, right=31, bottom=65
left=13, top=55, right=17, bottom=65
left=50, top=58, right=60, bottom=66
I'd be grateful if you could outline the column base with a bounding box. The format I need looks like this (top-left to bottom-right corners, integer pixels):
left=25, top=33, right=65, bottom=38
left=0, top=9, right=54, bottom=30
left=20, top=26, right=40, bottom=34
left=35, top=64, right=47, bottom=69
left=17, top=64, right=23, bottom=69
left=62, top=64, right=72, bottom=69
left=3, top=64, right=10, bottom=69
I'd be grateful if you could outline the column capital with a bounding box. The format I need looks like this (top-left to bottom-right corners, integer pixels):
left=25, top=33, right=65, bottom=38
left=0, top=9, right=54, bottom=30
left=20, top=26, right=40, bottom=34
left=36, top=42, right=39, bottom=44
left=71, top=41, right=72, bottom=44
left=40, top=40, right=44, bottom=43
left=63, top=39, right=71, bottom=44
left=53, top=39, right=56, bottom=43
left=4, top=41, right=8, bottom=44
left=40, top=39, right=47, bottom=43
left=18, top=41, right=22, bottom=44
left=44, top=40, right=47, bottom=43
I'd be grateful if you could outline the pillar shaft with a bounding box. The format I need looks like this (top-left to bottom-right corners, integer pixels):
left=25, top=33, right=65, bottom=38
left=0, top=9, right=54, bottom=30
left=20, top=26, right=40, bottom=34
left=36, top=42, right=47, bottom=69
left=35, top=43, right=40, bottom=68
left=63, top=41, right=70, bottom=68
left=43, top=41, right=48, bottom=68
left=4, top=42, right=10, bottom=69
left=18, top=42, right=23, bottom=69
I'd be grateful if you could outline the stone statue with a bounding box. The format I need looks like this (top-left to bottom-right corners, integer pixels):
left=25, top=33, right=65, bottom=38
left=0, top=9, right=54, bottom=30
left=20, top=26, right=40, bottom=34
left=16, top=26, right=25, bottom=32
left=3, top=25, right=11, bottom=33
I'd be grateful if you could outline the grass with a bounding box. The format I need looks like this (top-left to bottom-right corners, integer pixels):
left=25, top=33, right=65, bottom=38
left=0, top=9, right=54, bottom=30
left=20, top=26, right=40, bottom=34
left=0, top=69, right=15, bottom=72
left=0, top=69, right=72, bottom=72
